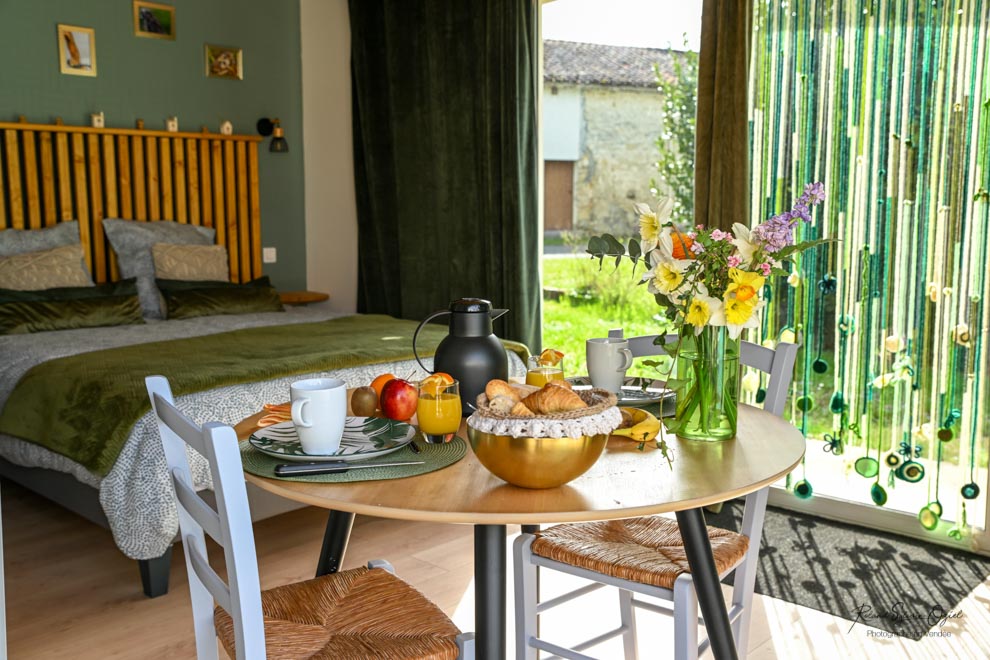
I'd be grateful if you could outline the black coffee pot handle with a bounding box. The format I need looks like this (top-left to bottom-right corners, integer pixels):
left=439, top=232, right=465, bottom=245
left=412, top=310, right=451, bottom=373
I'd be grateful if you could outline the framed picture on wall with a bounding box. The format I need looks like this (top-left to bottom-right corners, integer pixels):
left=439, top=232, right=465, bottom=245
left=57, top=24, right=97, bottom=77
left=133, top=1, right=175, bottom=40
left=205, top=44, right=243, bottom=80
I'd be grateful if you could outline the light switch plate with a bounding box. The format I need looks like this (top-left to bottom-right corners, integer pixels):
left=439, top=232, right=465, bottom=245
left=262, top=247, right=277, bottom=263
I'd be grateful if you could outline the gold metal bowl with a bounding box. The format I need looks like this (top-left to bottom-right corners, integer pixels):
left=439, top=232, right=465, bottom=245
left=466, top=427, right=609, bottom=489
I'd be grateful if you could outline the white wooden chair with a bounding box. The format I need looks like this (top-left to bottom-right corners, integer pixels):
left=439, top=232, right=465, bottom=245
left=513, top=331, right=798, bottom=660
left=146, top=375, right=474, bottom=660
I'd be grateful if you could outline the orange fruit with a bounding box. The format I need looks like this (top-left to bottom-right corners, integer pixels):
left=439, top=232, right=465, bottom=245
left=371, top=373, right=396, bottom=398
left=538, top=348, right=565, bottom=366
left=420, top=372, right=455, bottom=396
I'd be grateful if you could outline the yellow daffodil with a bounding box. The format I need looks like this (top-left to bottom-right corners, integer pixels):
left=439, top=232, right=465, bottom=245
left=634, top=196, right=674, bottom=252
left=683, top=286, right=723, bottom=335
left=724, top=296, right=757, bottom=326
left=725, top=268, right=766, bottom=303
left=644, top=257, right=687, bottom=296
left=779, top=328, right=797, bottom=344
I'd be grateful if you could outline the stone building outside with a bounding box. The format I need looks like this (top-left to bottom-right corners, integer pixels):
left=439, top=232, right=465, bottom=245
left=543, top=40, right=687, bottom=239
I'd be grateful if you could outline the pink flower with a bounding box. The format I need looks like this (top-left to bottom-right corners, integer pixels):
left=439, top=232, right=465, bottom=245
left=711, top=229, right=731, bottom=241
left=689, top=241, right=705, bottom=255
left=759, top=262, right=772, bottom=276
left=695, top=224, right=705, bottom=230
left=686, top=231, right=697, bottom=240
left=727, top=255, right=742, bottom=268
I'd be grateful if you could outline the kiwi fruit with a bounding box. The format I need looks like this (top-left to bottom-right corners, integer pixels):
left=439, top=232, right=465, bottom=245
left=351, top=386, right=379, bottom=417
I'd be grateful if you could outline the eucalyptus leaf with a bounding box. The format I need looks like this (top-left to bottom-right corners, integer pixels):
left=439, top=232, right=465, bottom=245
left=774, top=237, right=837, bottom=260
left=628, top=238, right=642, bottom=260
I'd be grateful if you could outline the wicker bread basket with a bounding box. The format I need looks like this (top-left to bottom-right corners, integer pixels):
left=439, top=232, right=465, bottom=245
left=473, top=388, right=618, bottom=420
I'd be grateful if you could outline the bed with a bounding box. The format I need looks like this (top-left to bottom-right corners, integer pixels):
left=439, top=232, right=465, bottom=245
left=0, top=118, right=525, bottom=596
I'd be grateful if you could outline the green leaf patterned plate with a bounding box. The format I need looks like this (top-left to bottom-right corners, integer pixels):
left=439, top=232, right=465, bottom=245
left=249, top=417, right=415, bottom=463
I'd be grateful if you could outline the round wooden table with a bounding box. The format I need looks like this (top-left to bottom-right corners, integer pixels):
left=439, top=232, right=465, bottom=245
left=242, top=405, right=805, bottom=660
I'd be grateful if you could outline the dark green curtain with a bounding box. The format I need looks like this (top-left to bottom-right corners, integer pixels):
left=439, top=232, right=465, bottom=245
left=350, top=0, right=542, bottom=352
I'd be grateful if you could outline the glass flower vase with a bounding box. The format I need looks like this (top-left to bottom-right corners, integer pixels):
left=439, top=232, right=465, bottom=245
left=668, top=326, right=740, bottom=441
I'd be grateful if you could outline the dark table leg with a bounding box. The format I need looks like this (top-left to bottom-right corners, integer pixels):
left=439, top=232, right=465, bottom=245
left=676, top=507, right=739, bottom=660
left=315, top=510, right=355, bottom=577
left=475, top=524, right=507, bottom=660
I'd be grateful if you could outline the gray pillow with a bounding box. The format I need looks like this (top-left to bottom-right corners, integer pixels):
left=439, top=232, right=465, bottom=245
left=103, top=219, right=216, bottom=318
left=0, top=221, right=82, bottom=257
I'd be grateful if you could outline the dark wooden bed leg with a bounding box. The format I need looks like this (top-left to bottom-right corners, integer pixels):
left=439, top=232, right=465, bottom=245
left=138, top=547, right=173, bottom=598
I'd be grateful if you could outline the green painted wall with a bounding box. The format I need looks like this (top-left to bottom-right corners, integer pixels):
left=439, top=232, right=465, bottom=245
left=0, top=0, right=306, bottom=289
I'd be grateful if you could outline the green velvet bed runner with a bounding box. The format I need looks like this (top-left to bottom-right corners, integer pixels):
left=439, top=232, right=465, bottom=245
left=0, top=314, right=527, bottom=477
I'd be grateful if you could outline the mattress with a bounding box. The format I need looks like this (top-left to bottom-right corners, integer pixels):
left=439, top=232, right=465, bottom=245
left=0, top=304, right=525, bottom=559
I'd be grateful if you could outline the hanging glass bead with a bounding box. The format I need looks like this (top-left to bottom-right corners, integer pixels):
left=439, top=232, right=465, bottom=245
left=812, top=358, right=829, bottom=373
left=937, top=428, right=953, bottom=441
left=961, top=482, right=980, bottom=500
left=829, top=391, right=845, bottom=413
left=894, top=461, right=925, bottom=483
left=793, top=480, right=814, bottom=499
left=855, top=456, right=879, bottom=478
left=755, top=388, right=767, bottom=404
left=870, top=483, right=888, bottom=506
left=918, top=506, right=939, bottom=531
left=796, top=396, right=814, bottom=412
left=885, top=453, right=902, bottom=468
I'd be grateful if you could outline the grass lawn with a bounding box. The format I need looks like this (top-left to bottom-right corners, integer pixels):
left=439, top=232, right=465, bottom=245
left=541, top=254, right=672, bottom=377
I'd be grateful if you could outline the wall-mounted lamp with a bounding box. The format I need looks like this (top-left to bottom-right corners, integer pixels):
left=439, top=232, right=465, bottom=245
left=256, top=117, right=288, bottom=153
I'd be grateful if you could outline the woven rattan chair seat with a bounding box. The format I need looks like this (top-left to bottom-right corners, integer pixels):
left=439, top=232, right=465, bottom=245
left=214, top=567, right=460, bottom=659
left=532, top=516, right=750, bottom=591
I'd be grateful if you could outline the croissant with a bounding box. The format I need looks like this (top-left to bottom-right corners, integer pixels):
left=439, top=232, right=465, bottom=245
left=522, top=383, right=587, bottom=414
left=510, top=401, right=536, bottom=417
left=546, top=379, right=573, bottom=390
left=486, top=379, right=521, bottom=403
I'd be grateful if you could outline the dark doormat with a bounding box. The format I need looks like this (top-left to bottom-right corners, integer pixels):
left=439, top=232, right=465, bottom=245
left=706, top=501, right=990, bottom=640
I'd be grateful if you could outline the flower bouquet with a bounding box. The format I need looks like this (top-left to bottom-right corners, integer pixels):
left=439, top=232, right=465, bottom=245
left=586, top=183, right=830, bottom=441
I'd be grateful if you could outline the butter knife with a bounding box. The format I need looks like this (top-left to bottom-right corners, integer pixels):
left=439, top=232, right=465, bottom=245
left=274, top=460, right=424, bottom=477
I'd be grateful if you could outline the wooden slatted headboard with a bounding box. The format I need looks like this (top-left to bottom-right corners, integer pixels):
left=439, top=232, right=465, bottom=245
left=0, top=118, right=264, bottom=284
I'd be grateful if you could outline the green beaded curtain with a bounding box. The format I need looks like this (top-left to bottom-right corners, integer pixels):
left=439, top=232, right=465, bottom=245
left=748, top=0, right=989, bottom=536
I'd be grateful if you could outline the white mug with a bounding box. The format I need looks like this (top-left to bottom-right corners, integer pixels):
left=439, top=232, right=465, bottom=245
left=586, top=338, right=634, bottom=393
left=290, top=378, right=346, bottom=455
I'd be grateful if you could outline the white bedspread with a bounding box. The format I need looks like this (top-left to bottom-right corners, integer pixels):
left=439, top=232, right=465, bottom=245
left=0, top=306, right=524, bottom=559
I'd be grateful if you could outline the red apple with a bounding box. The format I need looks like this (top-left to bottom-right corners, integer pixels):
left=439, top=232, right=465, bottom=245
left=381, top=378, right=418, bottom=421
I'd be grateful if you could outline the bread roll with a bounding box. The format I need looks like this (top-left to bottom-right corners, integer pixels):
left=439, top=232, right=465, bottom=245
left=485, top=379, right=521, bottom=403
left=522, top=383, right=587, bottom=414
left=546, top=379, right=573, bottom=390
left=488, top=395, right=517, bottom=414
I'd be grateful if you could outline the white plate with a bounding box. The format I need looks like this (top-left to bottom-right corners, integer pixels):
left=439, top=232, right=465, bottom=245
left=249, top=417, right=415, bottom=463
left=567, top=376, right=675, bottom=407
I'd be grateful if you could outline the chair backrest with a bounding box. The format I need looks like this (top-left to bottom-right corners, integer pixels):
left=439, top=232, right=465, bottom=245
left=607, top=329, right=799, bottom=418
left=146, top=376, right=265, bottom=660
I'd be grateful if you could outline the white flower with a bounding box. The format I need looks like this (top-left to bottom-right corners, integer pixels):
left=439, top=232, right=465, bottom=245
left=731, top=222, right=758, bottom=268
left=787, top=272, right=801, bottom=287
left=884, top=335, right=905, bottom=353
left=635, top=196, right=674, bottom=252
left=741, top=371, right=760, bottom=393
left=643, top=250, right=688, bottom=297
left=779, top=328, right=796, bottom=344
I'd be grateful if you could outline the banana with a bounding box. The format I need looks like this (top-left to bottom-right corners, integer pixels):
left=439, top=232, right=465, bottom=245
left=611, top=407, right=662, bottom=443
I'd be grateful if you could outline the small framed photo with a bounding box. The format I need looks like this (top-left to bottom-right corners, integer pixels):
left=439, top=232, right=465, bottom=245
left=133, top=1, right=175, bottom=40
left=205, top=44, right=243, bottom=80
left=57, top=24, right=97, bottom=77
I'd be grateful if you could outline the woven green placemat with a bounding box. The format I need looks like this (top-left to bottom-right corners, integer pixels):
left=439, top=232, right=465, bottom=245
left=240, top=436, right=466, bottom=483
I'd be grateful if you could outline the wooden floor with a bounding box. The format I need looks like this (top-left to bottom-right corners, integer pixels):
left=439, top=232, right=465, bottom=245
left=3, top=480, right=989, bottom=659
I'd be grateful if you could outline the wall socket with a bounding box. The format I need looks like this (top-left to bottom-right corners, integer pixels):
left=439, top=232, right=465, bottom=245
left=262, top=247, right=277, bottom=263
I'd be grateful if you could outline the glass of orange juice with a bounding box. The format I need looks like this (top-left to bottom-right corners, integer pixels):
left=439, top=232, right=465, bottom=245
left=417, top=377, right=461, bottom=443
left=526, top=354, right=565, bottom=387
